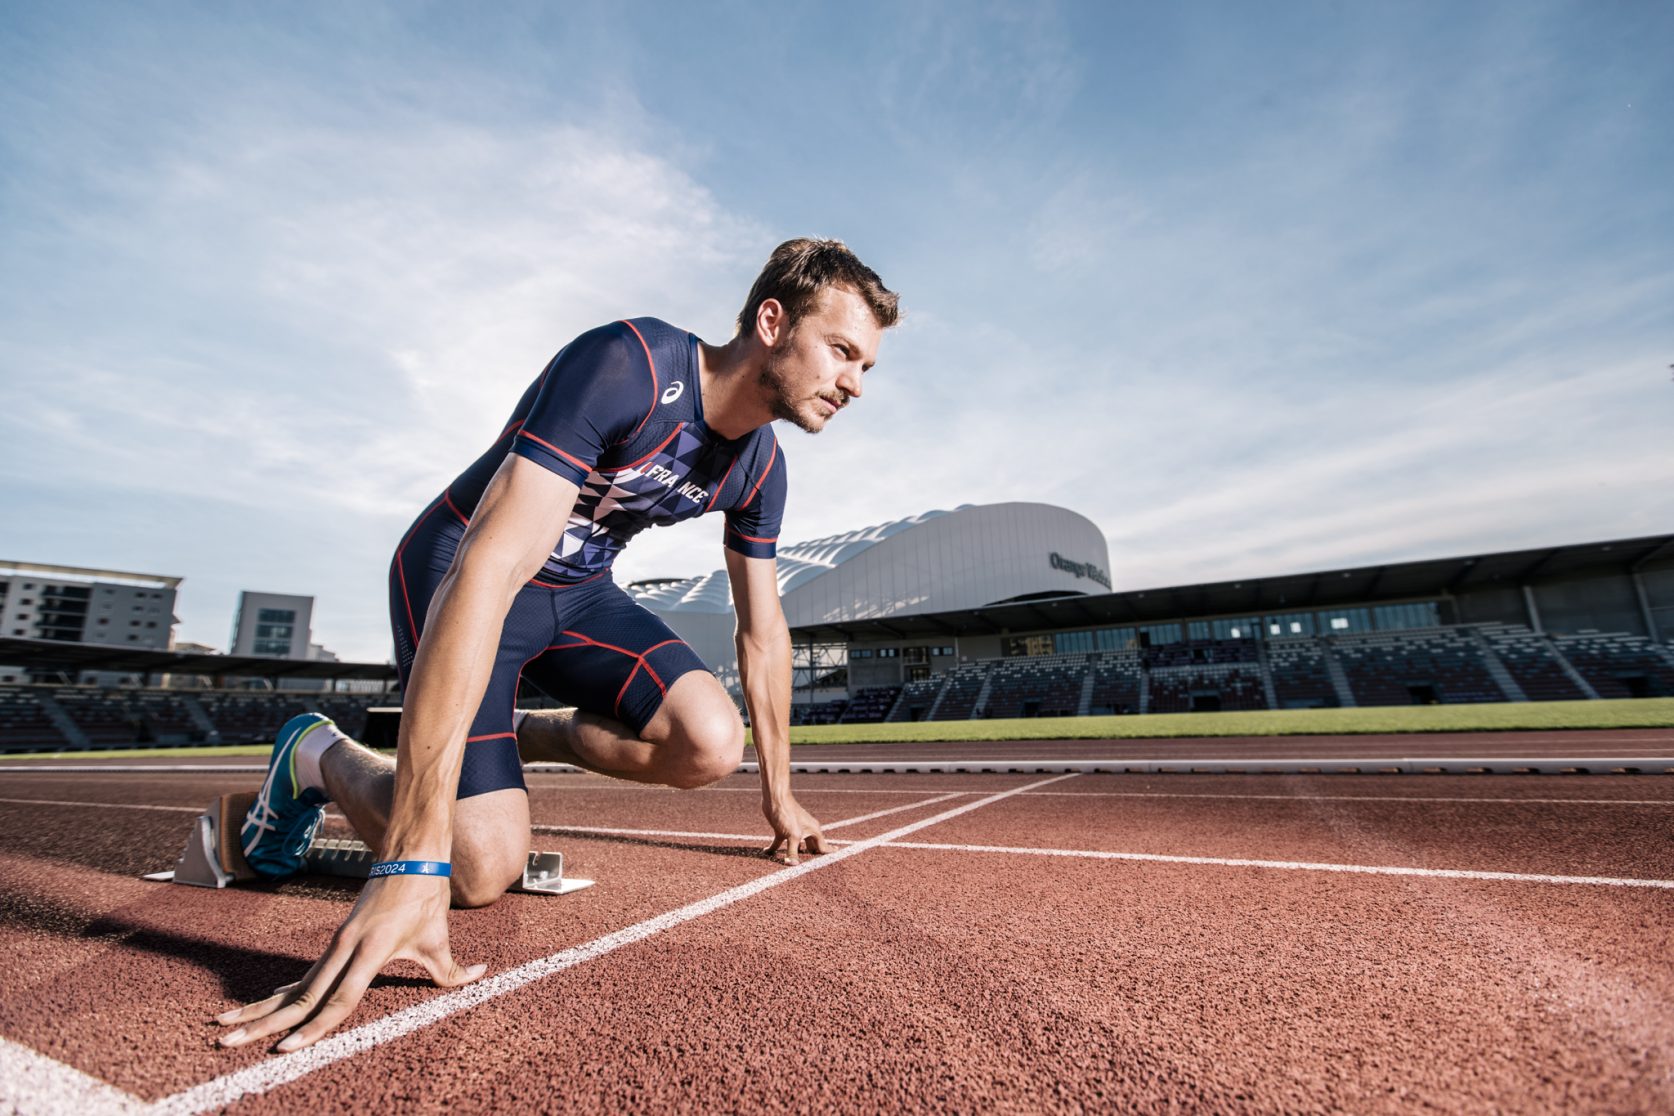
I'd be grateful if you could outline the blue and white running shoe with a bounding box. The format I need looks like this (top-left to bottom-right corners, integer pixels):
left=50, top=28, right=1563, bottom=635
left=240, top=713, right=334, bottom=879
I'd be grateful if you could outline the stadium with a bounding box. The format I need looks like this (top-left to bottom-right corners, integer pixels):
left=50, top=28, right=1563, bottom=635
left=4, top=507, right=1670, bottom=752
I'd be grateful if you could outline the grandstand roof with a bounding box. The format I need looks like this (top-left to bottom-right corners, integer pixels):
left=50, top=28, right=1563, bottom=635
left=789, top=533, right=1674, bottom=642
left=0, top=637, right=397, bottom=681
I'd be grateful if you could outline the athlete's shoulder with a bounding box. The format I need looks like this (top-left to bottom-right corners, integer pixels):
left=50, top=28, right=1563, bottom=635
left=621, top=316, right=688, bottom=342
left=743, top=422, right=781, bottom=458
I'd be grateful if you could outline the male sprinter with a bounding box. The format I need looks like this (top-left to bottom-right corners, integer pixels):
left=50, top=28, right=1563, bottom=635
left=216, top=239, right=898, bottom=1053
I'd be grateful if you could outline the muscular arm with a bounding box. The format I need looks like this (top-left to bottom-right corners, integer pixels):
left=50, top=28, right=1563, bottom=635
left=727, top=549, right=791, bottom=795
left=388, top=455, right=579, bottom=860
left=726, top=548, right=825, bottom=863
left=217, top=455, right=577, bottom=1054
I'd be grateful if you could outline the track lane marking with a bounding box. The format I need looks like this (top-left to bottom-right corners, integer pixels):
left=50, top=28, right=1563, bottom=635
left=533, top=824, right=765, bottom=842
left=528, top=792, right=967, bottom=845
left=0, top=797, right=203, bottom=813
left=0, top=1035, right=145, bottom=1115
left=822, top=792, right=967, bottom=830
left=1013, top=792, right=1674, bottom=805
left=149, top=773, right=1081, bottom=1115
left=879, top=841, right=1674, bottom=889
left=7, top=749, right=1674, bottom=777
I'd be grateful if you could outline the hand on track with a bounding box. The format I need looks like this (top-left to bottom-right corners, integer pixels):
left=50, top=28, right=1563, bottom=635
left=214, top=874, right=485, bottom=1053
left=764, top=796, right=828, bottom=866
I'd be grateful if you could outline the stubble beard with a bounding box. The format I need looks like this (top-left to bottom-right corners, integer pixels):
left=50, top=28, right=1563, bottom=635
left=758, top=349, right=827, bottom=434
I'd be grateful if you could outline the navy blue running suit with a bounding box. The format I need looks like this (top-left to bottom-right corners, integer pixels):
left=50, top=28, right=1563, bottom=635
left=389, top=318, right=785, bottom=798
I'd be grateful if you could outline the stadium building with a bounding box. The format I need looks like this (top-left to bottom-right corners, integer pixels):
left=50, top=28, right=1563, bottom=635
left=626, top=502, right=1112, bottom=696
left=2, top=510, right=1672, bottom=753
left=0, top=562, right=181, bottom=685
left=629, top=509, right=1674, bottom=724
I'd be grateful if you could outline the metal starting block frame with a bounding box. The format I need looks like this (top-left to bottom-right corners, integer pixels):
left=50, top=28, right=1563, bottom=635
left=143, top=792, right=592, bottom=896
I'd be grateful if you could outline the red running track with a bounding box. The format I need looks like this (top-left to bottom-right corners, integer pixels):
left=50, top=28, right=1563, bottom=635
left=3, top=727, right=1671, bottom=770
left=2, top=736, right=1673, bottom=1113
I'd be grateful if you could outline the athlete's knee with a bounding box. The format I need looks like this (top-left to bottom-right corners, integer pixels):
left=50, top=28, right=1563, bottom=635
left=447, top=805, right=529, bottom=908
left=449, top=846, right=524, bottom=908
left=664, top=704, right=744, bottom=789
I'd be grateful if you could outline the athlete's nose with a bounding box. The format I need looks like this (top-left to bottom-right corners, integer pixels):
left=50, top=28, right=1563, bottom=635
left=837, top=365, right=863, bottom=401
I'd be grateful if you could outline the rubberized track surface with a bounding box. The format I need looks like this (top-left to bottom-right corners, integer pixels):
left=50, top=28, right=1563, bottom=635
left=3, top=729, right=1673, bottom=1113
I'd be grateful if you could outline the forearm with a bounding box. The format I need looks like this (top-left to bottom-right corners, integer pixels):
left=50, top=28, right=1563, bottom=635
left=383, top=560, right=520, bottom=858
left=737, top=628, right=793, bottom=804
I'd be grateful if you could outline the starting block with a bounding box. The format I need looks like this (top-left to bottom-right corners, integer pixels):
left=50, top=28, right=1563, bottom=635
left=143, top=792, right=592, bottom=896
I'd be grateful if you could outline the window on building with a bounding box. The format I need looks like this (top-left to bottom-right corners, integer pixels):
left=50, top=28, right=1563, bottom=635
left=877, top=648, right=899, bottom=658
left=1137, top=623, right=1182, bottom=646
left=1373, top=602, right=1440, bottom=631
left=1054, top=630, right=1094, bottom=655
left=1004, top=635, right=1055, bottom=657
left=851, top=649, right=873, bottom=659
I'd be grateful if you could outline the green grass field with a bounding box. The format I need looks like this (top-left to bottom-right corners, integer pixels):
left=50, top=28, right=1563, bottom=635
left=6, top=698, right=1669, bottom=762
left=755, top=698, right=1674, bottom=747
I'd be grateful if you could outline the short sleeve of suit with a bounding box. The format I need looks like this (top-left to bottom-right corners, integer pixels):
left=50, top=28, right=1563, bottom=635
left=724, top=437, right=785, bottom=559
left=510, top=323, right=655, bottom=485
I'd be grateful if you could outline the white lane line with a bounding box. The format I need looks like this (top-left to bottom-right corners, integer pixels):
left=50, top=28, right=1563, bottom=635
left=532, top=824, right=764, bottom=842
left=531, top=784, right=987, bottom=796
left=881, top=841, right=1674, bottom=889
left=0, top=1035, right=145, bottom=1116
left=0, top=766, right=268, bottom=773
left=823, top=792, right=967, bottom=830
left=0, top=797, right=202, bottom=813
left=150, top=773, right=1081, bottom=1115
left=1016, top=792, right=1674, bottom=806
left=528, top=792, right=967, bottom=844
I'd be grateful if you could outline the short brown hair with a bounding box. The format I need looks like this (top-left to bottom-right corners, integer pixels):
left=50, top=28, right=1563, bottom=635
left=736, top=238, right=900, bottom=337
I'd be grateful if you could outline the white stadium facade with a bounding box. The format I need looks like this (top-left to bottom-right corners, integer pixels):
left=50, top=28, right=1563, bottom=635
left=626, top=502, right=1112, bottom=697
left=622, top=504, right=1674, bottom=723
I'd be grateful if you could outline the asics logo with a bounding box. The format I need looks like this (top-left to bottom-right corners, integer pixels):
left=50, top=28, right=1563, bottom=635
left=661, top=381, right=685, bottom=405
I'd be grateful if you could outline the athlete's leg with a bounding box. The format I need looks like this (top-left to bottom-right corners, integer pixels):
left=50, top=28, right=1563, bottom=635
left=318, top=739, right=529, bottom=909
left=516, top=669, right=744, bottom=789
left=514, top=578, right=744, bottom=789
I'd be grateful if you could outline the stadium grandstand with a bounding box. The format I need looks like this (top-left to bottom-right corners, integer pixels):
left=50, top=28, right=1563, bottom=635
left=1, top=513, right=1671, bottom=751
left=781, top=525, right=1674, bottom=724
left=0, top=638, right=395, bottom=753
left=625, top=507, right=1673, bottom=725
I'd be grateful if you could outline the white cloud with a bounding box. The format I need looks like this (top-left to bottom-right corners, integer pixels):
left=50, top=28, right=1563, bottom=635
left=0, top=104, right=770, bottom=657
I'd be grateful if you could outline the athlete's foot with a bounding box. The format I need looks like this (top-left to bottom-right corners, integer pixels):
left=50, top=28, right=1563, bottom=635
left=240, top=713, right=335, bottom=880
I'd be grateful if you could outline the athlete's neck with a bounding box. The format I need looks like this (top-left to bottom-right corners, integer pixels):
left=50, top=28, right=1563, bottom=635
left=697, top=335, right=774, bottom=440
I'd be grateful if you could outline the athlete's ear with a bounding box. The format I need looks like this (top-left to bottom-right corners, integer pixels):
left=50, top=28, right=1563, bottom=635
left=755, top=298, right=787, bottom=348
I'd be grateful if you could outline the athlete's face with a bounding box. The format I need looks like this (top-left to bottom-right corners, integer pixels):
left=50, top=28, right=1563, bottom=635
left=758, top=287, right=882, bottom=434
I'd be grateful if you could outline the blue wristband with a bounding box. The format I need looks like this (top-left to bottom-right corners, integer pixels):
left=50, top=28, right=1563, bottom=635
left=368, top=859, right=452, bottom=879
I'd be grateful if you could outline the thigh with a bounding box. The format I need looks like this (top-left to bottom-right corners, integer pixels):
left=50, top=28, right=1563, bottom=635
left=390, top=507, right=555, bottom=799
left=526, top=579, right=710, bottom=736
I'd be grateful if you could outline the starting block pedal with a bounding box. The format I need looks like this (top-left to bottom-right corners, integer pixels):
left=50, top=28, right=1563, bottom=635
left=143, top=792, right=593, bottom=896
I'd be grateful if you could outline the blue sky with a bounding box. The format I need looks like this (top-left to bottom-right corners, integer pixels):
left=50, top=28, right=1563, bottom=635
left=3, top=1, right=1670, bottom=661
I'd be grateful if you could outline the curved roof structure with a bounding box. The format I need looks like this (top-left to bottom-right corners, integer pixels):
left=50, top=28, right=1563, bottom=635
left=629, top=502, right=1112, bottom=626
